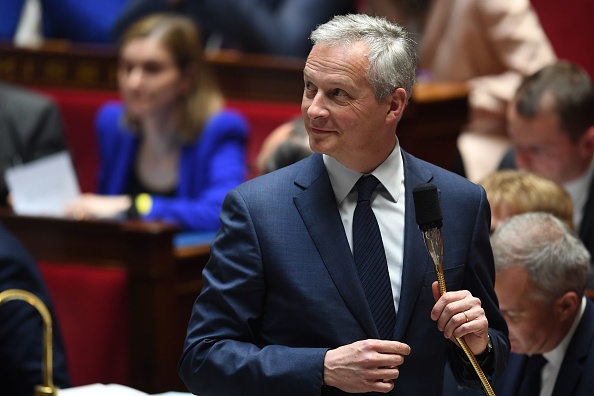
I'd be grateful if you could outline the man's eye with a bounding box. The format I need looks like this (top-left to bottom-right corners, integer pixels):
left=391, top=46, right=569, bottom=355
left=332, top=88, right=346, bottom=97
left=304, top=82, right=318, bottom=96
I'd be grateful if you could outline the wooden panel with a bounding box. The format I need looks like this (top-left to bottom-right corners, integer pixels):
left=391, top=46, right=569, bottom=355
left=0, top=41, right=304, bottom=103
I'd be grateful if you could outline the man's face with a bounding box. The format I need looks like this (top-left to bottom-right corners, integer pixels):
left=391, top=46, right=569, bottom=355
left=301, top=42, right=401, bottom=173
left=495, top=266, right=562, bottom=354
left=507, top=102, right=589, bottom=185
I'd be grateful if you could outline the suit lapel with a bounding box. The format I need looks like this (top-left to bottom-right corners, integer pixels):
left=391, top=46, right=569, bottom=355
left=293, top=155, right=378, bottom=338
left=294, top=152, right=439, bottom=340
left=394, top=151, right=435, bottom=339
left=578, top=174, right=594, bottom=251
left=552, top=299, right=594, bottom=396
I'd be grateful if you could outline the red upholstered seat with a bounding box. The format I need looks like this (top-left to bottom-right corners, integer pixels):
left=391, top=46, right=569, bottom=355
left=531, top=0, right=594, bottom=78
left=39, top=262, right=129, bottom=386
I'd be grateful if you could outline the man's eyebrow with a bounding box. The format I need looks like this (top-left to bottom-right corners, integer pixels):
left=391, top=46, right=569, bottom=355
left=302, top=72, right=353, bottom=88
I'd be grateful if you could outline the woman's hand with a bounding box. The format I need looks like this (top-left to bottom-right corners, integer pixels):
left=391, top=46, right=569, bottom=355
left=65, top=194, right=132, bottom=220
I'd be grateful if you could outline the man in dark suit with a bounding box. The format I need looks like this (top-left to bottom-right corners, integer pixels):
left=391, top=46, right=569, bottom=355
left=0, top=222, right=71, bottom=395
left=490, top=212, right=594, bottom=396
left=179, top=14, right=509, bottom=395
left=0, top=82, right=67, bottom=205
left=499, top=61, right=594, bottom=289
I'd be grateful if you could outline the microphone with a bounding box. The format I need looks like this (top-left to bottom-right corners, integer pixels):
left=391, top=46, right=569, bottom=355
left=412, top=183, right=496, bottom=396
left=412, top=183, right=446, bottom=295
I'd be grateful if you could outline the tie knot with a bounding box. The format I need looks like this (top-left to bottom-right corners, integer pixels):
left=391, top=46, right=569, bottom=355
left=356, top=175, right=380, bottom=202
left=528, top=354, right=547, bottom=369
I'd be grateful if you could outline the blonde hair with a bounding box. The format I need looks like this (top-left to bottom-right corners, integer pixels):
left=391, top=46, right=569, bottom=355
left=119, top=13, right=223, bottom=142
left=481, top=170, right=574, bottom=229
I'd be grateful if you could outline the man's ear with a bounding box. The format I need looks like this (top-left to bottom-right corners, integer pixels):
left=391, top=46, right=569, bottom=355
left=578, top=125, right=594, bottom=156
left=555, top=291, right=579, bottom=321
left=386, top=87, right=407, bottom=123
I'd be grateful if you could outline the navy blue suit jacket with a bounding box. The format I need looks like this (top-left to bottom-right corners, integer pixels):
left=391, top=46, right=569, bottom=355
left=494, top=298, right=594, bottom=396
left=0, top=223, right=70, bottom=395
left=179, top=151, right=509, bottom=395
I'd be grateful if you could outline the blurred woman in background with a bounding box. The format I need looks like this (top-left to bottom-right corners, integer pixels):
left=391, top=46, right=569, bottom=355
left=66, top=13, right=248, bottom=231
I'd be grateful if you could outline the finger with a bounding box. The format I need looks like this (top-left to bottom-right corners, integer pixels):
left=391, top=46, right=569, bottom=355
left=432, top=281, right=441, bottom=301
left=373, top=340, right=411, bottom=356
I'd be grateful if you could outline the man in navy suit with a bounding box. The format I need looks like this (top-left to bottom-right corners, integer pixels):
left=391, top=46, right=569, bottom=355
left=179, top=14, right=509, bottom=395
left=0, top=222, right=70, bottom=395
left=490, top=212, right=594, bottom=396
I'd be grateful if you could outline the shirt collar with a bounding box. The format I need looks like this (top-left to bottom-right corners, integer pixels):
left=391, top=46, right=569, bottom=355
left=323, top=141, right=403, bottom=205
left=543, top=296, right=587, bottom=366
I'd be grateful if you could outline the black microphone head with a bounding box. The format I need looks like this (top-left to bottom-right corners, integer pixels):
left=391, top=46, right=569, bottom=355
left=413, top=183, right=443, bottom=231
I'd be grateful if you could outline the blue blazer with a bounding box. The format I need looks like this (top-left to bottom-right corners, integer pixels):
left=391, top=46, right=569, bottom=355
left=95, top=102, right=248, bottom=231
left=179, top=151, right=509, bottom=395
left=494, top=298, right=594, bottom=396
left=0, top=223, right=70, bottom=395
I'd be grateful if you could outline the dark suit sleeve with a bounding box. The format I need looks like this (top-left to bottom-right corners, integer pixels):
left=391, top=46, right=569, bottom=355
left=178, top=188, right=328, bottom=396
left=445, top=185, right=510, bottom=389
left=2, top=85, right=67, bottom=163
left=0, top=224, right=71, bottom=394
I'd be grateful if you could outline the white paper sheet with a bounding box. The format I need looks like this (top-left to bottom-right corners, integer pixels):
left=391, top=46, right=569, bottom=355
left=4, top=150, right=81, bottom=216
left=59, top=383, right=192, bottom=396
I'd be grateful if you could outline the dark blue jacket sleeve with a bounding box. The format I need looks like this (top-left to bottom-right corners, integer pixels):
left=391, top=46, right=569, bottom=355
left=0, top=223, right=71, bottom=395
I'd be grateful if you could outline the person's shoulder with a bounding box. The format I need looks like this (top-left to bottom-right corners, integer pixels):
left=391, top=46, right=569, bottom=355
left=0, top=82, right=56, bottom=109
left=403, top=151, right=485, bottom=198
left=210, top=109, right=249, bottom=131
left=0, top=223, right=38, bottom=276
left=95, top=101, right=125, bottom=130
left=96, top=101, right=124, bottom=120
left=202, top=108, right=249, bottom=141
left=238, top=154, right=314, bottom=192
left=404, top=150, right=475, bottom=185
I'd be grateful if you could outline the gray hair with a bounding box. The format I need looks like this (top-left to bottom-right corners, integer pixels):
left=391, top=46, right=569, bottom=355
left=310, top=13, right=417, bottom=102
left=491, top=212, right=591, bottom=304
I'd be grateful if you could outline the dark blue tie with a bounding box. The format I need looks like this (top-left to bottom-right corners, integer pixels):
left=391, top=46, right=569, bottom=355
left=353, top=175, right=396, bottom=339
left=518, top=354, right=547, bottom=396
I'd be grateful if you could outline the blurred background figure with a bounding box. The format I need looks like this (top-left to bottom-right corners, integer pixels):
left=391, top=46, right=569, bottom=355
left=0, top=0, right=126, bottom=46
left=491, top=212, right=594, bottom=396
left=443, top=169, right=574, bottom=396
left=65, top=14, right=248, bottom=232
left=481, top=169, right=574, bottom=232
left=499, top=61, right=594, bottom=288
left=255, top=116, right=312, bottom=175
left=111, top=0, right=358, bottom=57
left=0, top=81, right=68, bottom=206
left=0, top=222, right=71, bottom=396
left=362, top=0, right=556, bottom=182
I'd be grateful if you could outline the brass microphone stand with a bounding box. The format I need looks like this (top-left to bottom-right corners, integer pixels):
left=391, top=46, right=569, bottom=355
left=422, top=229, right=495, bottom=396
left=0, top=289, right=59, bottom=396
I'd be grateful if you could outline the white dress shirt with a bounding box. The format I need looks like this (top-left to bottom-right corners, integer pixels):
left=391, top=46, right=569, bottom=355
left=323, top=143, right=405, bottom=316
left=540, top=296, right=587, bottom=396
left=564, top=157, right=594, bottom=231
